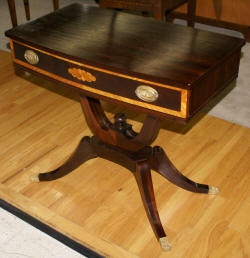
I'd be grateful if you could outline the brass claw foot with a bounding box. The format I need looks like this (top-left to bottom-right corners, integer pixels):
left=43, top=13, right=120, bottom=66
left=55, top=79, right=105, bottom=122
left=208, top=186, right=219, bottom=195
left=159, top=237, right=172, bottom=251
left=29, top=174, right=40, bottom=182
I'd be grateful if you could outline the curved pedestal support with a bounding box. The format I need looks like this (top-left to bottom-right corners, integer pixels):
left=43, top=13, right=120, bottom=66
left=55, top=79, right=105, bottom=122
left=30, top=95, right=219, bottom=250
left=80, top=96, right=161, bottom=152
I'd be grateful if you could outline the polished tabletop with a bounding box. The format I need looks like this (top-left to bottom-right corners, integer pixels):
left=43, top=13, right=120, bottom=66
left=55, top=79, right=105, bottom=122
left=5, top=3, right=245, bottom=89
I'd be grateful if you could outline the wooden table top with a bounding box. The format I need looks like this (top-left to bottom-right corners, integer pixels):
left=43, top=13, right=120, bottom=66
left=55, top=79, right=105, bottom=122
left=5, top=3, right=245, bottom=122
left=5, top=3, right=245, bottom=89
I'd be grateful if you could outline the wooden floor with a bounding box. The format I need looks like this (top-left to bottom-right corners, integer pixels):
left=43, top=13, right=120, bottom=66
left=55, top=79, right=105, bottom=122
left=0, top=50, right=249, bottom=257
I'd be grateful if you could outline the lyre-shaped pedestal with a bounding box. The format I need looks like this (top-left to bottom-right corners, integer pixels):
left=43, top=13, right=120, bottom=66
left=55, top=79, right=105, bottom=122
left=30, top=95, right=219, bottom=251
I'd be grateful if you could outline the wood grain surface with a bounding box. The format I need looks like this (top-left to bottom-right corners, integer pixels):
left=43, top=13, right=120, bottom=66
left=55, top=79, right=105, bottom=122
left=5, top=3, right=245, bottom=88
left=0, top=50, right=249, bottom=257
left=10, top=40, right=188, bottom=120
left=5, top=4, right=245, bottom=124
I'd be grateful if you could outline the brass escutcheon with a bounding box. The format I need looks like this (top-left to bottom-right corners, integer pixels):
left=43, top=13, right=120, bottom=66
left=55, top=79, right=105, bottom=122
left=24, top=49, right=39, bottom=65
left=135, top=85, right=159, bottom=102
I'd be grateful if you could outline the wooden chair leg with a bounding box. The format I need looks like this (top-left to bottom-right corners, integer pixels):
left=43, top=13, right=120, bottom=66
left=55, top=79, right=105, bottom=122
left=134, top=160, right=171, bottom=251
left=23, top=0, right=30, bottom=20
left=53, top=0, right=59, bottom=10
left=187, top=0, right=196, bottom=27
left=7, top=0, right=17, bottom=27
left=151, top=146, right=219, bottom=194
left=8, top=0, right=57, bottom=27
left=153, top=1, right=164, bottom=21
left=30, top=136, right=97, bottom=182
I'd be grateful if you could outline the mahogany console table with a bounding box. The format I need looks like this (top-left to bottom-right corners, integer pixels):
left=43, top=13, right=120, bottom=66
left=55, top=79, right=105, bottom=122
left=5, top=4, right=245, bottom=250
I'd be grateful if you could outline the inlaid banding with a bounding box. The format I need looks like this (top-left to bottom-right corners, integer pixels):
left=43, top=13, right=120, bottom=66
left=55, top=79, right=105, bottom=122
left=11, top=39, right=189, bottom=119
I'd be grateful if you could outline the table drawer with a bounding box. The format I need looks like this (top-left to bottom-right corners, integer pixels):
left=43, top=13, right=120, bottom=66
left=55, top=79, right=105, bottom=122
left=11, top=40, right=188, bottom=119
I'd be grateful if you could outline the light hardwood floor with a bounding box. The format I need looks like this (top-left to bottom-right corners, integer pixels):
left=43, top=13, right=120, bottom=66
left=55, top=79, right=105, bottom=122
left=0, top=50, right=249, bottom=257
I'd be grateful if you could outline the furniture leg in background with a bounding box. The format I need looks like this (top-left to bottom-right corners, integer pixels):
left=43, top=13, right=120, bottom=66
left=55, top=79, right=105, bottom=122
left=164, top=0, right=196, bottom=26
left=187, top=0, right=196, bottom=26
left=7, top=0, right=18, bottom=27
left=170, top=0, right=250, bottom=41
left=53, top=0, right=59, bottom=10
left=23, top=0, right=30, bottom=21
left=7, top=0, right=59, bottom=27
left=100, top=0, right=196, bottom=26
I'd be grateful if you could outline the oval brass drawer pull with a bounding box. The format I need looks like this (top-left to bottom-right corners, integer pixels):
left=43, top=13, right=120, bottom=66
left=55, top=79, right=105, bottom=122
left=135, top=85, right=159, bottom=102
left=24, top=50, right=39, bottom=65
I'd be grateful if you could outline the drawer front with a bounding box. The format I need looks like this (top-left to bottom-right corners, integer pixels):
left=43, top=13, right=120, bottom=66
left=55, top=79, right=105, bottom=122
left=11, top=40, right=188, bottom=119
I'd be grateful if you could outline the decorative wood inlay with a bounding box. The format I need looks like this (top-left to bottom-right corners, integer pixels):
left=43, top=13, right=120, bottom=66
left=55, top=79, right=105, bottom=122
left=68, top=67, right=96, bottom=82
left=11, top=39, right=185, bottom=92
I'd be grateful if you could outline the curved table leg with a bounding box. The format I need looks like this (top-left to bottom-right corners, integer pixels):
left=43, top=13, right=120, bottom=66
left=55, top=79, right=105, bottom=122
left=30, top=136, right=97, bottom=182
left=151, top=146, right=219, bottom=195
left=134, top=160, right=171, bottom=251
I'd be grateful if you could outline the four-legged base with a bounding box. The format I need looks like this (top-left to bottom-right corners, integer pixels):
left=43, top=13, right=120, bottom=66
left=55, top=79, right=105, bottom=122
left=30, top=95, right=219, bottom=250
left=30, top=135, right=219, bottom=251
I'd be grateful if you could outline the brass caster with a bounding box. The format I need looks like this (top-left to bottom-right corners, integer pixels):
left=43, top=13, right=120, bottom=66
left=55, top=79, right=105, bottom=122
left=208, top=186, right=219, bottom=195
left=29, top=174, right=40, bottom=182
left=159, top=237, right=171, bottom=251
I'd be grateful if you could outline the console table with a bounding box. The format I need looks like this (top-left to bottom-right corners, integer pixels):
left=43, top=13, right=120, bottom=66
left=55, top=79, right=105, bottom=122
left=5, top=3, right=245, bottom=251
